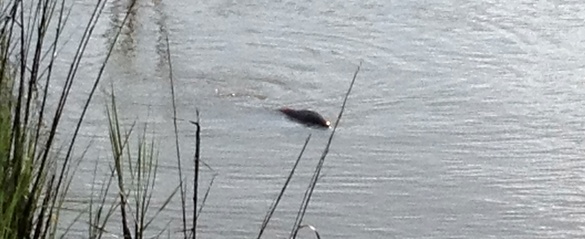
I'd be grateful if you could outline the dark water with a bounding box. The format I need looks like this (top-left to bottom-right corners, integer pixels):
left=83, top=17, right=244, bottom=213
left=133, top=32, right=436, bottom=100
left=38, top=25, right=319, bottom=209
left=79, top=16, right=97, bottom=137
left=54, top=0, right=585, bottom=238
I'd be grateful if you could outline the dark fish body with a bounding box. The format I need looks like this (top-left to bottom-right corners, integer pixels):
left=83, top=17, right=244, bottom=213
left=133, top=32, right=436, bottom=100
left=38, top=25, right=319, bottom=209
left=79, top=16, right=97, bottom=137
left=279, top=107, right=330, bottom=128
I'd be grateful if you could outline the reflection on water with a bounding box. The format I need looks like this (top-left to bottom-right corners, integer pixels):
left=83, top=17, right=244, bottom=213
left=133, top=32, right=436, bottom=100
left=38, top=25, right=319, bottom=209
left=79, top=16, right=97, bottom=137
left=56, top=0, right=585, bottom=238
left=105, top=0, right=135, bottom=57
left=105, top=0, right=170, bottom=82
left=152, top=0, right=169, bottom=73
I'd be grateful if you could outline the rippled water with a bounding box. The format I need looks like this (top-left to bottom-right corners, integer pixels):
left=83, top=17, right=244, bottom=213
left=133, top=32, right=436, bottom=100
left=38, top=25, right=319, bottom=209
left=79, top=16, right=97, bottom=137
left=55, top=0, right=585, bottom=238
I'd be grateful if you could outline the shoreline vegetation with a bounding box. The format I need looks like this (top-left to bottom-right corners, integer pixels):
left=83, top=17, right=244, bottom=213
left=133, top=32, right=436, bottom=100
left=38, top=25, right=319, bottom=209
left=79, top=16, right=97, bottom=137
left=0, top=0, right=361, bottom=238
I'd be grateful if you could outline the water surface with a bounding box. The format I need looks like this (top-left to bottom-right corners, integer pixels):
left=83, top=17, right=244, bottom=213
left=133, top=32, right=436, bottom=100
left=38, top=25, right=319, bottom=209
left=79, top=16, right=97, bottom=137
left=54, top=0, right=585, bottom=238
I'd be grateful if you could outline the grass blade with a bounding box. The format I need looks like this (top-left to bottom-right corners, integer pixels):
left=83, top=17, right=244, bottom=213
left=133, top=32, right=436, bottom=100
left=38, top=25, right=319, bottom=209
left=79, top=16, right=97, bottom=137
left=257, top=134, right=311, bottom=239
left=290, top=62, right=362, bottom=239
left=164, top=31, right=187, bottom=239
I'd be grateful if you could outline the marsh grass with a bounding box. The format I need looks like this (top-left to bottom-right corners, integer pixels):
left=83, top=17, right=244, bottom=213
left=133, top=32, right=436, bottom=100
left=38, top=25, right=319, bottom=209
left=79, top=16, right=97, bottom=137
left=0, top=0, right=134, bottom=237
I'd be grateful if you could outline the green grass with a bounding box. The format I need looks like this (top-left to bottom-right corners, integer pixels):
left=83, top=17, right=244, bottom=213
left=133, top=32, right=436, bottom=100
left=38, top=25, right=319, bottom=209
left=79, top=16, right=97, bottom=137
left=0, top=0, right=135, bottom=237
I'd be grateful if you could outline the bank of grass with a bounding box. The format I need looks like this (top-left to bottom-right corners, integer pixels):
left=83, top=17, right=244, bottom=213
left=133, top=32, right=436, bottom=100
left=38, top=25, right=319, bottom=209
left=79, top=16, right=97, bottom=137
left=0, top=0, right=361, bottom=238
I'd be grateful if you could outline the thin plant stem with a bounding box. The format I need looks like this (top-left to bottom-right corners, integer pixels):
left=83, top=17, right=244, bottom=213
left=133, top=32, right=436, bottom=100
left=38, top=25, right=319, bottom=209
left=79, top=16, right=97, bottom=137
left=257, top=134, right=311, bottom=239
left=164, top=32, right=187, bottom=239
left=189, top=110, right=200, bottom=239
left=290, top=61, right=362, bottom=239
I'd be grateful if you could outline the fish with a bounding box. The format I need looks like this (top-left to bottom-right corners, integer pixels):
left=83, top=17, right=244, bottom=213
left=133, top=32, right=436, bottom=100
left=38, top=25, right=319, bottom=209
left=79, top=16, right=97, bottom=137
left=278, top=107, right=330, bottom=128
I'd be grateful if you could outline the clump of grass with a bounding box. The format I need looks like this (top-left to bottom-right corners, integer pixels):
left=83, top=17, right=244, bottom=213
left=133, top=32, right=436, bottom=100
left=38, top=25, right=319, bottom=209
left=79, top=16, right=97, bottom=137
left=98, top=86, right=179, bottom=239
left=0, top=0, right=135, bottom=237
